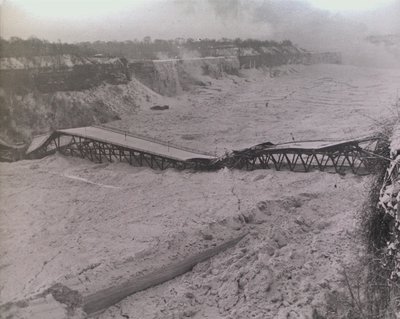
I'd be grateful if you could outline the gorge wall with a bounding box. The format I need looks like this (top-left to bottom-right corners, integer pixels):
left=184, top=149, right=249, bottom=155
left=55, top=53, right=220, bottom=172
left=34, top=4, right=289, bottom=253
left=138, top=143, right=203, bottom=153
left=0, top=55, right=148, bottom=144
left=129, top=50, right=341, bottom=96
left=129, top=56, right=239, bottom=96
left=0, top=55, right=130, bottom=93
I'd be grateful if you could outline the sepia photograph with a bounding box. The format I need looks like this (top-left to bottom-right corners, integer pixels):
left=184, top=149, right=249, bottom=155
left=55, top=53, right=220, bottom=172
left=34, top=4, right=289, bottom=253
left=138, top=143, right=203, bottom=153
left=0, top=0, right=400, bottom=318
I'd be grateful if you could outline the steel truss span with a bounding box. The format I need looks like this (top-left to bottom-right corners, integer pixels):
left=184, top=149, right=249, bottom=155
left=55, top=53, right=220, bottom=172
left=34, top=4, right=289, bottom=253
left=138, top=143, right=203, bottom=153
left=60, top=136, right=212, bottom=170
left=26, top=126, right=384, bottom=175
left=218, top=138, right=384, bottom=175
left=26, top=128, right=214, bottom=170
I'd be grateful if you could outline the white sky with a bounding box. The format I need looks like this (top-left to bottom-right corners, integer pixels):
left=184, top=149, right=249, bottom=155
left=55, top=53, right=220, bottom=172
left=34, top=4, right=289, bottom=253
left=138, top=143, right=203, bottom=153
left=3, top=0, right=397, bottom=19
left=307, top=0, right=395, bottom=11
left=2, top=0, right=136, bottom=20
left=0, top=0, right=395, bottom=19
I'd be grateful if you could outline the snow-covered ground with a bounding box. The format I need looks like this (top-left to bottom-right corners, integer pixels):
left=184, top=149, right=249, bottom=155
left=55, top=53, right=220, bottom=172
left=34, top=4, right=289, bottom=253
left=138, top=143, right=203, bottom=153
left=1, top=63, right=400, bottom=318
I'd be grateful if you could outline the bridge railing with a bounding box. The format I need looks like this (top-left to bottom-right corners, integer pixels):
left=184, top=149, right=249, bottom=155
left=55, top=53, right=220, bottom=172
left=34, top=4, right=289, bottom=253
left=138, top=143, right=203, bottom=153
left=92, top=125, right=215, bottom=157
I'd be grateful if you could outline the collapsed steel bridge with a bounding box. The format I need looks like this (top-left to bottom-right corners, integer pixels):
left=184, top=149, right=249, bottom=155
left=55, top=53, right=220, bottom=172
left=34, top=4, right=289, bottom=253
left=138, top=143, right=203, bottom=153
left=26, top=126, right=216, bottom=170
left=26, top=125, right=384, bottom=175
left=217, top=137, right=384, bottom=175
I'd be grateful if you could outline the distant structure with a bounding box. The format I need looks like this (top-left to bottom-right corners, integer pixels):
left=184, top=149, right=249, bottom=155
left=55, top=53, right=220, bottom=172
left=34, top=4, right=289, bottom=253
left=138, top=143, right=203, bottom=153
left=303, top=52, right=342, bottom=65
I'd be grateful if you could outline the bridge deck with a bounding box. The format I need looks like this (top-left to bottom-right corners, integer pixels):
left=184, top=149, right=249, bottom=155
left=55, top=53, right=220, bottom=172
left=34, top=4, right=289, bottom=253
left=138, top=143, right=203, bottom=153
left=236, top=136, right=377, bottom=153
left=26, top=133, right=53, bottom=154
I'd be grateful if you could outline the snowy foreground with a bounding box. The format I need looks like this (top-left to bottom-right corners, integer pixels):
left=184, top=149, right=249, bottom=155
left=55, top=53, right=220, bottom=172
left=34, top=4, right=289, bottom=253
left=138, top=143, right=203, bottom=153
left=1, top=64, right=400, bottom=318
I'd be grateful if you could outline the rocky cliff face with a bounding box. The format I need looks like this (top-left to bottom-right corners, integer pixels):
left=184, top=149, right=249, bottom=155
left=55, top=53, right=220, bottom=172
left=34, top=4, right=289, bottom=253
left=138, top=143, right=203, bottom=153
left=129, top=50, right=341, bottom=97
left=0, top=55, right=130, bottom=94
left=0, top=55, right=161, bottom=144
left=237, top=47, right=341, bottom=69
left=0, top=87, right=120, bottom=142
left=129, top=57, right=240, bottom=96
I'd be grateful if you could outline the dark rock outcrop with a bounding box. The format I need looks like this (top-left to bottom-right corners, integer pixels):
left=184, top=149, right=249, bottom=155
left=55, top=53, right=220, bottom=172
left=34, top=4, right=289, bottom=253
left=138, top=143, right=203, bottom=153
left=0, top=55, right=130, bottom=94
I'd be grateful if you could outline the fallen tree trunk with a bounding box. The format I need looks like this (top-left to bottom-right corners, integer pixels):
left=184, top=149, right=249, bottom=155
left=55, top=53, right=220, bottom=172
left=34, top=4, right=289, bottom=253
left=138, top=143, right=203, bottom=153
left=83, top=233, right=247, bottom=316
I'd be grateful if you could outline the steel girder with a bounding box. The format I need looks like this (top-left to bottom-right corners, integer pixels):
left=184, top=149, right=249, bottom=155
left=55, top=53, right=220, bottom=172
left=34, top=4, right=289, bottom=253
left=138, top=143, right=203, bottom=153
left=222, top=143, right=378, bottom=175
left=53, top=134, right=210, bottom=171
left=28, top=132, right=383, bottom=175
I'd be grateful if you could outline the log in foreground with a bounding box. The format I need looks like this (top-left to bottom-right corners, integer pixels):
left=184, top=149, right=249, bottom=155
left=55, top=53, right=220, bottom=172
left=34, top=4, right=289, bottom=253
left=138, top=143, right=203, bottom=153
left=83, top=233, right=247, bottom=316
